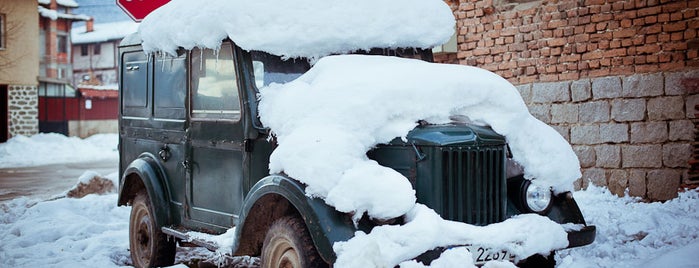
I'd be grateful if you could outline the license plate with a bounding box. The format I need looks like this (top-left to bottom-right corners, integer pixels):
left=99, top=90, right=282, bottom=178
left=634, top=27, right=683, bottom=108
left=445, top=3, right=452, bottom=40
left=464, top=246, right=513, bottom=264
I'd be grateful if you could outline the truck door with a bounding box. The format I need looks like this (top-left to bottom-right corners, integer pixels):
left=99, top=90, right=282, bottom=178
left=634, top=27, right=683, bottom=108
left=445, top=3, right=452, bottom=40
left=186, top=43, right=245, bottom=229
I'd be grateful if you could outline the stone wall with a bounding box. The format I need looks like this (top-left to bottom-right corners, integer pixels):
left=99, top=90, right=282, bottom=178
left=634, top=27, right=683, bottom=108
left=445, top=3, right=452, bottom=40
left=7, top=85, right=39, bottom=137
left=516, top=69, right=697, bottom=200
left=438, top=0, right=699, bottom=200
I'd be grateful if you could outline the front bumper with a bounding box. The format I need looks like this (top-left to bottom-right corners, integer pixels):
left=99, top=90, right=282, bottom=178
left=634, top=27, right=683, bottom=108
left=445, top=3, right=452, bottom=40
left=415, top=224, right=596, bottom=265
left=567, top=225, right=596, bottom=248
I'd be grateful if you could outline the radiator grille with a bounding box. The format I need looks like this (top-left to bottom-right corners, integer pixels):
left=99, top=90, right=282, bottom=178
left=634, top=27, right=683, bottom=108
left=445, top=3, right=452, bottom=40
left=440, top=146, right=506, bottom=225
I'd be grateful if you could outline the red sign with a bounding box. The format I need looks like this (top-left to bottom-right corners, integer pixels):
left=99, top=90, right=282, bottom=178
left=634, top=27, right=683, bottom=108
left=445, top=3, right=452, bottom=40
left=116, top=0, right=170, bottom=22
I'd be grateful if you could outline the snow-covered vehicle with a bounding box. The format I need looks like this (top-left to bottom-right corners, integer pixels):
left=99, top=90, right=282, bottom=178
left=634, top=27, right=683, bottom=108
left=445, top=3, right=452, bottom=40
left=117, top=1, right=594, bottom=268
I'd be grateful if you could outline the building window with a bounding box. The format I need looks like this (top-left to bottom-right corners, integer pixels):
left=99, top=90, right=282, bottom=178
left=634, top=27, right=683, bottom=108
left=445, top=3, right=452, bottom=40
left=0, top=13, right=5, bottom=50
left=80, top=44, right=88, bottom=56
left=93, top=43, right=100, bottom=55
left=57, top=35, right=68, bottom=53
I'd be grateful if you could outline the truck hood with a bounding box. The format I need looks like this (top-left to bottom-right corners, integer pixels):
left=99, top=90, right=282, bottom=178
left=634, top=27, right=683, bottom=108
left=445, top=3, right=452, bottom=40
left=386, top=123, right=507, bottom=147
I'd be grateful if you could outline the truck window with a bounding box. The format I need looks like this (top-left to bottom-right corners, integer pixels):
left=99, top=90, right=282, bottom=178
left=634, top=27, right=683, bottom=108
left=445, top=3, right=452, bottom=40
left=190, top=43, right=240, bottom=119
left=251, top=51, right=310, bottom=88
left=154, top=54, right=186, bottom=119
left=121, top=51, right=150, bottom=117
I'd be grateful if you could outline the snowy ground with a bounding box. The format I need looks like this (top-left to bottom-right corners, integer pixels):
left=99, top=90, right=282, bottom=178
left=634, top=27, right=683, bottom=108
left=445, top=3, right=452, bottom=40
left=1, top=134, right=698, bottom=267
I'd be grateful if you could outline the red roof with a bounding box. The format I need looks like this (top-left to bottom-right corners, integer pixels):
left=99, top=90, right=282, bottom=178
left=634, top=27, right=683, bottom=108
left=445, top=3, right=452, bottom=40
left=79, top=89, right=118, bottom=98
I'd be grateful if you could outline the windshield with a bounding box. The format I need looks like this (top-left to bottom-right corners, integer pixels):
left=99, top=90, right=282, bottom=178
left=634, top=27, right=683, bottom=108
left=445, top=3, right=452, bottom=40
left=250, top=48, right=433, bottom=89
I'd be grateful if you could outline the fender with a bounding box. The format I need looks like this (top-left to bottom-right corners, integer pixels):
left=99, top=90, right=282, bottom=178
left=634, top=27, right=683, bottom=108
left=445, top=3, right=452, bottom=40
left=233, top=175, right=357, bottom=264
left=118, top=153, right=172, bottom=229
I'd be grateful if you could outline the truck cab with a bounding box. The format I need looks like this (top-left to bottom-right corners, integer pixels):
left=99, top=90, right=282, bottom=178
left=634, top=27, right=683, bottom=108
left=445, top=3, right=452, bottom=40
left=118, top=34, right=595, bottom=268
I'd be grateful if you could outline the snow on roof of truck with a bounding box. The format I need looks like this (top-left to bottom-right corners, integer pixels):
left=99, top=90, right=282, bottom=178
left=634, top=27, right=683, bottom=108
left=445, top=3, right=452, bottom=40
left=137, top=0, right=456, bottom=59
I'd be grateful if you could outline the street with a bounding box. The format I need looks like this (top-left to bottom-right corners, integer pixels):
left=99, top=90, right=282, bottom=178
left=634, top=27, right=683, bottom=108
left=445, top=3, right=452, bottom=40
left=0, top=159, right=118, bottom=202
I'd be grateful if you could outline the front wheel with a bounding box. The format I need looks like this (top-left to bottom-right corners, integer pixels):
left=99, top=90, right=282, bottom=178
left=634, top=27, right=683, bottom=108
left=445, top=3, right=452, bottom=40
left=261, top=216, right=326, bottom=268
left=129, top=192, right=176, bottom=268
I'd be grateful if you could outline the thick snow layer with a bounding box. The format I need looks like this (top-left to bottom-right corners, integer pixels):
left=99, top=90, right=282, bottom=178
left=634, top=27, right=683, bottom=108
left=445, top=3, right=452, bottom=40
left=333, top=205, right=568, bottom=267
left=72, top=20, right=139, bottom=44
left=0, top=133, right=118, bottom=168
left=138, top=0, right=455, bottom=59
left=259, top=55, right=580, bottom=222
left=557, top=185, right=699, bottom=268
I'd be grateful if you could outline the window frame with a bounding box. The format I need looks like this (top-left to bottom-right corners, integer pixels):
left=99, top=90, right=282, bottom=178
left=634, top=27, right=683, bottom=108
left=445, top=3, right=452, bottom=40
left=80, top=44, right=88, bottom=56
left=189, top=42, right=242, bottom=121
left=93, top=43, right=100, bottom=55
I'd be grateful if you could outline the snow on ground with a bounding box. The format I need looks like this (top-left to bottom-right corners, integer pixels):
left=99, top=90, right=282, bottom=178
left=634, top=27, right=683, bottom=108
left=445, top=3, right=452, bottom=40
left=0, top=133, right=118, bottom=168
left=0, top=135, right=697, bottom=266
left=1, top=175, right=697, bottom=267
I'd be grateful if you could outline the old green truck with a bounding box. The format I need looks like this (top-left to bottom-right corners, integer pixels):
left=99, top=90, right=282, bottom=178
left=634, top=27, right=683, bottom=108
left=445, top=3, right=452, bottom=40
left=118, top=34, right=595, bottom=267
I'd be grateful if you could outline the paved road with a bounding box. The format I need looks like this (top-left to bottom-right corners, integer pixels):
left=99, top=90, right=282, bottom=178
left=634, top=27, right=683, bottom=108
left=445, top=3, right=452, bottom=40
left=0, top=159, right=118, bottom=202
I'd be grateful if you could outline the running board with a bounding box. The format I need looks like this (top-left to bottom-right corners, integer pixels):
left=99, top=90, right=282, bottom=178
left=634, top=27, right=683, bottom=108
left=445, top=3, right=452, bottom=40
left=161, top=227, right=219, bottom=251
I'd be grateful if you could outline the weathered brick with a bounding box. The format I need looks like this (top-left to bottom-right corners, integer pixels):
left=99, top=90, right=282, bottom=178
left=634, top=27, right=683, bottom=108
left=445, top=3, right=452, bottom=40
left=622, top=145, right=663, bottom=168
left=647, top=169, right=681, bottom=201
left=600, top=123, right=629, bottom=143
left=574, top=145, right=596, bottom=168
left=516, top=84, right=532, bottom=104
left=531, top=81, right=571, bottom=103
left=607, top=169, right=628, bottom=197
left=647, top=96, right=685, bottom=120
left=592, top=76, right=622, bottom=99
left=611, top=98, right=646, bottom=122
left=596, top=144, right=621, bottom=168
left=665, top=69, right=699, bottom=95
left=621, top=73, right=664, bottom=97
left=551, top=103, right=579, bottom=123
left=627, top=169, right=647, bottom=197
left=630, top=122, right=668, bottom=143
left=551, top=125, right=571, bottom=141
left=528, top=104, right=551, bottom=123
left=571, top=125, right=601, bottom=144
left=663, top=143, right=692, bottom=168
left=579, top=101, right=611, bottom=123
left=669, top=120, right=694, bottom=141
left=582, top=168, right=607, bottom=188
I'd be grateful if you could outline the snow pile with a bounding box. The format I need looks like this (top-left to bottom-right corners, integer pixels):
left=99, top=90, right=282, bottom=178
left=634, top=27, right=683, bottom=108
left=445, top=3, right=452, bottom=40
left=65, top=171, right=118, bottom=198
left=0, top=180, right=132, bottom=267
left=72, top=20, right=139, bottom=44
left=139, top=0, right=455, bottom=59
left=260, top=55, right=580, bottom=220
left=0, top=133, right=118, bottom=168
left=334, top=205, right=568, bottom=267
left=557, top=185, right=699, bottom=268
left=259, top=55, right=580, bottom=266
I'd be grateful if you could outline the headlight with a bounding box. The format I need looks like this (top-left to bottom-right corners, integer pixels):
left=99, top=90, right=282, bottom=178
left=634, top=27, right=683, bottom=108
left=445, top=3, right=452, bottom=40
left=524, top=181, right=552, bottom=213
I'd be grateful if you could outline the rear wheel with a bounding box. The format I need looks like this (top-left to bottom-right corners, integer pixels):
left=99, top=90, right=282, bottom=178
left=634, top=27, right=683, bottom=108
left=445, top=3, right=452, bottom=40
left=129, top=192, right=176, bottom=268
left=261, top=216, right=326, bottom=268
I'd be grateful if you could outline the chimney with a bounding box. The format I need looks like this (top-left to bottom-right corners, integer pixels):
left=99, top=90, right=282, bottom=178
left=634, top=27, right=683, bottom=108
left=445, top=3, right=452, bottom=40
left=86, top=18, right=94, bottom=33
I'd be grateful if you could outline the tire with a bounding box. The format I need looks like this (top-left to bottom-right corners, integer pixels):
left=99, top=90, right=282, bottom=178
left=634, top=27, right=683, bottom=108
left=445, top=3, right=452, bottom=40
left=129, top=192, right=176, bottom=268
left=517, top=252, right=555, bottom=268
left=261, top=216, right=326, bottom=268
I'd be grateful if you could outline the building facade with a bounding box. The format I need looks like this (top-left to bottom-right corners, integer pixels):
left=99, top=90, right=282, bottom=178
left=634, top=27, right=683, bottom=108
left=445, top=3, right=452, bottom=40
left=0, top=0, right=41, bottom=142
left=436, top=0, right=698, bottom=200
left=71, top=20, right=138, bottom=87
left=37, top=0, right=89, bottom=135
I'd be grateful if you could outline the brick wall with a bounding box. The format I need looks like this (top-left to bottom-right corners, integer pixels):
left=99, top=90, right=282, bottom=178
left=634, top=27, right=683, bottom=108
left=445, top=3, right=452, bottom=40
left=447, top=0, right=698, bottom=84
left=8, top=85, right=39, bottom=137
left=440, top=0, right=699, bottom=200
